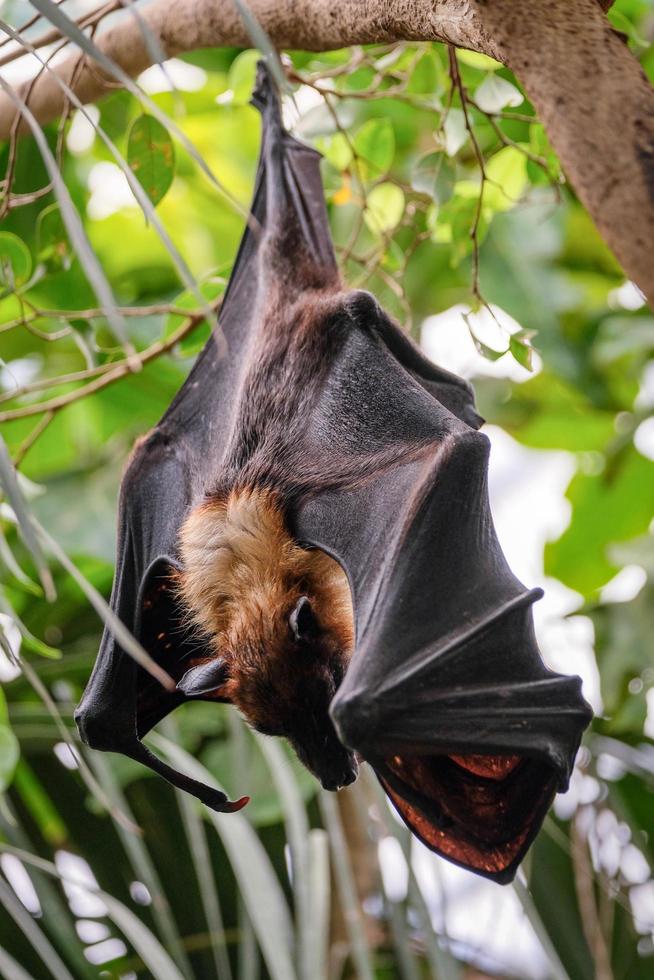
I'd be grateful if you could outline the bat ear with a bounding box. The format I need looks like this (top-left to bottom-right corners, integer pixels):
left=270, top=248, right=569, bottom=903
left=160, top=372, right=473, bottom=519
left=289, top=596, right=318, bottom=642
left=177, top=658, right=230, bottom=697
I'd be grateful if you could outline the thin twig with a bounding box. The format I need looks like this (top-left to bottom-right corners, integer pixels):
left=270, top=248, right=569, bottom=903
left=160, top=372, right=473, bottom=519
left=472, top=99, right=563, bottom=200
left=571, top=813, right=615, bottom=980
left=0, top=0, right=67, bottom=49
left=0, top=302, right=192, bottom=334
left=0, top=1, right=118, bottom=68
left=544, top=817, right=637, bottom=923
left=448, top=45, right=486, bottom=303
left=0, top=298, right=222, bottom=422
left=13, top=412, right=55, bottom=468
left=0, top=37, right=66, bottom=219
left=0, top=305, right=215, bottom=404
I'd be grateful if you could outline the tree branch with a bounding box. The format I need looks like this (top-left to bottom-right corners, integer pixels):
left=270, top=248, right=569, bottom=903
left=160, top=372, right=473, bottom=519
left=0, top=0, right=652, bottom=303
left=474, top=0, right=654, bottom=306
left=0, top=0, right=500, bottom=135
left=0, top=298, right=222, bottom=423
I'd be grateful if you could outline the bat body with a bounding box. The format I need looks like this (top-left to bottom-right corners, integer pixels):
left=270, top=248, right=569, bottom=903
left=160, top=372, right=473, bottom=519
left=76, top=64, right=592, bottom=882
left=177, top=487, right=357, bottom=790
left=174, top=225, right=364, bottom=790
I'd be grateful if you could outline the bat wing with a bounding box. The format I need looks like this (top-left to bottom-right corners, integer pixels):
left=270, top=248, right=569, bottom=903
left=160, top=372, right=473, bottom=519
left=74, top=65, right=338, bottom=809
left=293, top=294, right=592, bottom=882
left=76, top=63, right=591, bottom=875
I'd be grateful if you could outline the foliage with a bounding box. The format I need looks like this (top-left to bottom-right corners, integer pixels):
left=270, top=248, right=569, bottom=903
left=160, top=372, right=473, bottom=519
left=0, top=1, right=654, bottom=978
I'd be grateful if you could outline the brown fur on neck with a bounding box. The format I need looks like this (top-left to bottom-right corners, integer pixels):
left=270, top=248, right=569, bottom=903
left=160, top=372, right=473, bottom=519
left=177, top=487, right=354, bottom=720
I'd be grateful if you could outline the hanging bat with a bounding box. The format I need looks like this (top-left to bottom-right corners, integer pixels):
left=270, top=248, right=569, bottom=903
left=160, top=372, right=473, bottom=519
left=76, top=63, right=592, bottom=882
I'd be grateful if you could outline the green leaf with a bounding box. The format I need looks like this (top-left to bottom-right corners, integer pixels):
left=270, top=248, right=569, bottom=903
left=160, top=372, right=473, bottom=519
left=466, top=326, right=506, bottom=362
left=608, top=770, right=654, bottom=871
left=592, top=315, right=654, bottom=367
left=493, top=373, right=616, bottom=452
left=406, top=50, right=442, bottom=96
left=0, top=727, right=19, bottom=791
left=512, top=879, right=571, bottom=980
left=529, top=827, right=591, bottom=980
left=607, top=9, right=649, bottom=48
left=0, top=232, right=32, bottom=289
left=12, top=760, right=67, bottom=846
left=438, top=195, right=490, bottom=266
left=442, top=109, right=467, bottom=157
left=256, top=736, right=313, bottom=980
left=307, top=830, right=330, bottom=980
left=228, top=49, right=261, bottom=104
left=354, top=118, right=395, bottom=177
left=528, top=123, right=561, bottom=185
left=410, top=153, right=456, bottom=204
left=318, top=133, right=353, bottom=172
left=0, top=689, right=19, bottom=792
left=201, top=733, right=316, bottom=827
left=461, top=309, right=508, bottom=361
left=36, top=204, right=72, bottom=272
left=545, top=449, right=654, bottom=595
left=19, top=630, right=61, bottom=660
left=0, top=686, right=8, bottom=726
left=0, top=846, right=185, bottom=980
left=319, top=792, right=376, bottom=980
left=101, top=893, right=187, bottom=980
left=484, top=145, right=529, bottom=212
left=0, top=435, right=55, bottom=602
left=0, top=945, right=37, bottom=980
left=164, top=279, right=226, bottom=357
left=381, top=238, right=406, bottom=273
left=456, top=50, right=503, bottom=72
left=151, top=735, right=297, bottom=980
left=590, top=583, right=654, bottom=734
left=509, top=331, right=535, bottom=371
left=364, top=183, right=405, bottom=234
left=474, top=74, right=524, bottom=113
left=127, top=113, right=176, bottom=207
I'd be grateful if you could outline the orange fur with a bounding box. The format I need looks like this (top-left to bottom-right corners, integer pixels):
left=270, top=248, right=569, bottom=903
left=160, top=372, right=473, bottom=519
left=177, top=487, right=354, bottom=723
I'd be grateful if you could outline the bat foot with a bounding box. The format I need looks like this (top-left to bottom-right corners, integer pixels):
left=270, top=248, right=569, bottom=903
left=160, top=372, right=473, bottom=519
left=220, top=796, right=250, bottom=813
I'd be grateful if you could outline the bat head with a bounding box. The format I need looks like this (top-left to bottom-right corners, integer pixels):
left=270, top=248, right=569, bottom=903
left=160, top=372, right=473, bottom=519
left=177, top=488, right=358, bottom=791
left=226, top=599, right=359, bottom=791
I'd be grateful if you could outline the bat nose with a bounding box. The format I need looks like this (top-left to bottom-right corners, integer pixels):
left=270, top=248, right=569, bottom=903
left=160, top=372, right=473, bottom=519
left=320, top=758, right=359, bottom=792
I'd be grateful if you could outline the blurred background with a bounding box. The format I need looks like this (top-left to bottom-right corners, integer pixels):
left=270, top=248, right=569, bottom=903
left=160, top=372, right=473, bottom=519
left=0, top=0, right=654, bottom=977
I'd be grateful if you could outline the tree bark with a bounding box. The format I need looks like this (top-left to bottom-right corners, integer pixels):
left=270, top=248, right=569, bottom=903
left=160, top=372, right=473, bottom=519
left=476, top=0, right=654, bottom=307
left=1, top=0, right=653, bottom=303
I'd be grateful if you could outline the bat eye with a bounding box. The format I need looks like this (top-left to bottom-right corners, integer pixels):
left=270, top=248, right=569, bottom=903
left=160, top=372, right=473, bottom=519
left=289, top=595, right=317, bottom=641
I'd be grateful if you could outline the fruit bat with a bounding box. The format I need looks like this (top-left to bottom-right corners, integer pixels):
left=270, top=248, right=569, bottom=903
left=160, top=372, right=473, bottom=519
left=76, top=63, right=592, bottom=882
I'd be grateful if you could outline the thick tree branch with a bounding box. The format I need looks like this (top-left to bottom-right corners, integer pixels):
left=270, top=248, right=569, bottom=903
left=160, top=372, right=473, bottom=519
left=0, top=0, right=652, bottom=303
left=0, top=0, right=502, bottom=133
left=476, top=0, right=654, bottom=306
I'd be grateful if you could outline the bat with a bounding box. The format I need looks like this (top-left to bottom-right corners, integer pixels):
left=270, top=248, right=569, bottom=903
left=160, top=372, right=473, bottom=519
left=75, top=63, right=592, bottom=882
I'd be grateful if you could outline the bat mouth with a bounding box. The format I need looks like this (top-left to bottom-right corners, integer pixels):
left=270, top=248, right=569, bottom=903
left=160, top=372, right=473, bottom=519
left=376, top=750, right=558, bottom=882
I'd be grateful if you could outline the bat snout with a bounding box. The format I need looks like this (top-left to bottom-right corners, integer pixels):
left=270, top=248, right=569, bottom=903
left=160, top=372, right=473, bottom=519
left=317, top=755, right=359, bottom=792
left=289, top=725, right=359, bottom=791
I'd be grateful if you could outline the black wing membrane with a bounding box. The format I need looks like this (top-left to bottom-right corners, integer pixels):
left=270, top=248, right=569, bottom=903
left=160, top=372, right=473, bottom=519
left=76, top=64, right=591, bottom=874
left=296, top=330, right=590, bottom=881
left=75, top=66, right=337, bottom=810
